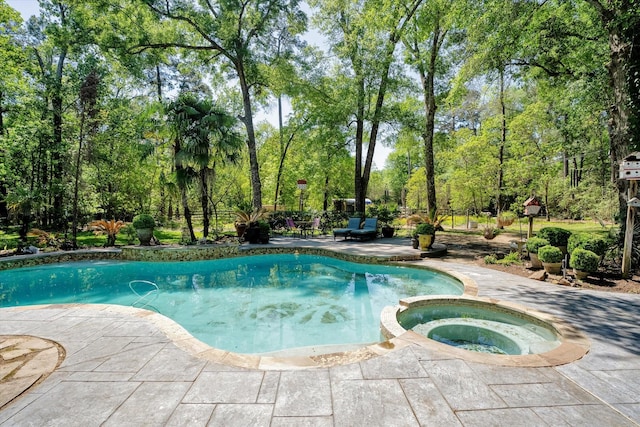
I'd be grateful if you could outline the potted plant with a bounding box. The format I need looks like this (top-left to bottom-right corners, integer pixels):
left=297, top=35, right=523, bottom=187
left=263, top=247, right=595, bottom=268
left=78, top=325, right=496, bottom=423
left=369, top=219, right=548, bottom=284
left=483, top=225, right=498, bottom=240
left=234, top=208, right=266, bottom=240
left=415, top=222, right=435, bottom=250
left=538, top=245, right=564, bottom=274
left=567, top=233, right=608, bottom=258
left=526, top=237, right=550, bottom=269
left=569, top=248, right=600, bottom=280
left=377, top=206, right=397, bottom=238
left=132, top=214, right=155, bottom=246
left=537, top=227, right=572, bottom=253
left=258, top=220, right=271, bottom=244
left=90, top=219, right=126, bottom=247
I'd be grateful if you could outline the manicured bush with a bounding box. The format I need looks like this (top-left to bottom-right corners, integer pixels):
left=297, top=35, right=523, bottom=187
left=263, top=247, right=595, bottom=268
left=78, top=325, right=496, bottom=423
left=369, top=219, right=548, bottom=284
left=567, top=233, right=608, bottom=257
left=526, top=237, right=550, bottom=254
left=415, top=223, right=435, bottom=235
left=569, top=248, right=600, bottom=272
left=538, top=245, right=564, bottom=263
left=132, top=214, right=155, bottom=229
left=537, top=227, right=572, bottom=247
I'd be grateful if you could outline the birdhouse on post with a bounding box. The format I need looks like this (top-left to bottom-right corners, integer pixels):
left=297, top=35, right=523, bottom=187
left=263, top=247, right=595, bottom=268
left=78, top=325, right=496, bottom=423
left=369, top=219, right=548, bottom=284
left=619, top=153, right=640, bottom=277
left=523, top=196, right=541, bottom=239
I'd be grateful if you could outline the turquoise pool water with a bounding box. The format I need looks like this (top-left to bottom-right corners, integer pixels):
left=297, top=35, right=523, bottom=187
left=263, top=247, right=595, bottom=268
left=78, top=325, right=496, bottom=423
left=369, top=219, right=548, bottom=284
left=0, top=254, right=463, bottom=354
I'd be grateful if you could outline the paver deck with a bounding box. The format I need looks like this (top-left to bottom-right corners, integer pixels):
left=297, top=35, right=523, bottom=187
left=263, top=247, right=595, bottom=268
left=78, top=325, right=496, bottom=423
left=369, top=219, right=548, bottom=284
left=1, top=236, right=639, bottom=426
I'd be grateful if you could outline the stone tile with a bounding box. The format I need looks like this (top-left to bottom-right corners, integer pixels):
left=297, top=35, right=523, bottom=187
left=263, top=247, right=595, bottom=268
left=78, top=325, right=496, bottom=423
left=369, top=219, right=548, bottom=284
left=615, top=403, right=640, bottom=423
left=455, top=408, right=545, bottom=427
left=94, top=342, right=165, bottom=373
left=257, top=371, right=280, bottom=403
left=68, top=371, right=134, bottom=382
left=165, top=403, right=216, bottom=426
left=533, top=404, right=637, bottom=426
left=103, top=381, right=191, bottom=426
left=330, top=361, right=363, bottom=381
left=104, top=320, right=166, bottom=338
left=332, top=379, right=418, bottom=426
left=399, top=378, right=462, bottom=426
left=61, top=336, right=135, bottom=367
left=407, top=342, right=454, bottom=361
left=468, top=362, right=559, bottom=384
left=421, top=359, right=506, bottom=410
left=360, top=346, right=428, bottom=379
left=274, top=370, right=332, bottom=417
left=3, top=381, right=140, bottom=426
left=557, top=364, right=640, bottom=404
left=208, top=403, right=273, bottom=427
left=592, top=368, right=640, bottom=396
left=491, top=379, right=601, bottom=407
left=183, top=371, right=264, bottom=403
left=270, top=416, right=334, bottom=426
left=132, top=345, right=206, bottom=381
left=0, top=390, right=40, bottom=423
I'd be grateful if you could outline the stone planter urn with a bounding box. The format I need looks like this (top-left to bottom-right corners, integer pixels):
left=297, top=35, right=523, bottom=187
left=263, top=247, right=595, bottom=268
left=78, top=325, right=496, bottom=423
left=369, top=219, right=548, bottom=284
left=136, top=228, right=153, bottom=246
left=573, top=269, right=589, bottom=280
left=418, top=234, right=433, bottom=251
left=542, top=262, right=562, bottom=275
left=530, top=253, right=543, bottom=269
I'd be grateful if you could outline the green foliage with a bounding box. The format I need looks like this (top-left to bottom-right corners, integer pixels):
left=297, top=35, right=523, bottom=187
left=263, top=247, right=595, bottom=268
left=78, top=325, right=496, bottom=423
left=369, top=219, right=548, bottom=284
left=498, top=251, right=523, bottom=265
left=132, top=214, right=155, bottom=229
left=122, top=224, right=137, bottom=245
left=537, top=227, right=572, bottom=247
left=538, top=245, right=564, bottom=263
left=567, top=233, right=608, bottom=257
left=569, top=248, right=600, bottom=272
left=415, top=223, right=435, bottom=235
left=369, top=205, right=397, bottom=226
left=484, top=254, right=498, bottom=264
left=526, top=237, right=550, bottom=254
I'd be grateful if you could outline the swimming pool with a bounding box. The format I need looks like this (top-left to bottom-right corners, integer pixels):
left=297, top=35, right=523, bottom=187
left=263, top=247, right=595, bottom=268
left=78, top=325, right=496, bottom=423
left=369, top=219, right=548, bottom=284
left=0, top=254, right=464, bottom=354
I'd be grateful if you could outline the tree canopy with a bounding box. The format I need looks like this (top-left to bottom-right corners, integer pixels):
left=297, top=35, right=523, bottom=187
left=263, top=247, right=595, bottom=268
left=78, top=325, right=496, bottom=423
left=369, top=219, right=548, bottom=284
left=1, top=0, right=638, bottom=239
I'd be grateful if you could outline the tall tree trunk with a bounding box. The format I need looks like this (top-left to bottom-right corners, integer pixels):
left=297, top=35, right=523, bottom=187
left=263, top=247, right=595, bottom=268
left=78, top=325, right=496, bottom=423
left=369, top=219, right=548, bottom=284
left=200, top=168, right=210, bottom=238
left=71, top=107, right=85, bottom=249
left=586, top=1, right=640, bottom=228
left=415, top=18, right=443, bottom=219
left=497, top=67, right=507, bottom=215
left=237, top=60, right=263, bottom=210
left=181, top=187, right=196, bottom=242
left=0, top=90, right=7, bottom=221
left=51, top=44, right=68, bottom=229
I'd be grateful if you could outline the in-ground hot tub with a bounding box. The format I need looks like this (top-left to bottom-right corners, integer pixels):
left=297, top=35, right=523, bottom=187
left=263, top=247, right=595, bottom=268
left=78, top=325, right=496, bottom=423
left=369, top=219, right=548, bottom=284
left=380, top=296, right=590, bottom=366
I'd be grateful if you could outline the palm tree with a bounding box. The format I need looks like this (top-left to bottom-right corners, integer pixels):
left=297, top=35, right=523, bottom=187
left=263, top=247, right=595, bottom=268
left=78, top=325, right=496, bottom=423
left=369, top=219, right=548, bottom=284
left=167, top=95, right=243, bottom=241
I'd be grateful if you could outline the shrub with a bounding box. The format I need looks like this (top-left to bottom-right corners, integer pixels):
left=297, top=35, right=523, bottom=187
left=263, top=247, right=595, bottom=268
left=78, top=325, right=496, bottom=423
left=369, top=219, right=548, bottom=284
left=132, top=214, right=155, bottom=229
left=484, top=254, right=498, bottom=264
left=567, top=233, right=608, bottom=257
left=415, top=223, right=435, bottom=236
left=258, top=220, right=270, bottom=233
left=538, top=245, right=564, bottom=263
left=526, top=237, right=550, bottom=254
left=537, top=227, right=572, bottom=247
left=569, top=248, right=600, bottom=272
left=498, top=251, right=522, bottom=265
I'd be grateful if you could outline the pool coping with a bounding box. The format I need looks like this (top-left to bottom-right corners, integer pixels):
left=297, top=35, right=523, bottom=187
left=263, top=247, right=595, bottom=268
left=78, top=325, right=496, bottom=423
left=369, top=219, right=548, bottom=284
left=380, top=295, right=591, bottom=367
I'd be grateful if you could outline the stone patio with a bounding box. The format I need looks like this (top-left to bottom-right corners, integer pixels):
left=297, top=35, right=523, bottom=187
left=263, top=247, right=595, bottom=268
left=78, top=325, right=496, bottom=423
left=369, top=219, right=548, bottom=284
left=1, top=237, right=639, bottom=426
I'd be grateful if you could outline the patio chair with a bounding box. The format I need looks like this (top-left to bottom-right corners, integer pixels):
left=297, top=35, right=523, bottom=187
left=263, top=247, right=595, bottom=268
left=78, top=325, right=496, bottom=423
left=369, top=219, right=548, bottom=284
left=310, top=217, right=321, bottom=236
left=350, top=218, right=378, bottom=241
left=285, top=218, right=300, bottom=238
left=333, top=217, right=362, bottom=240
